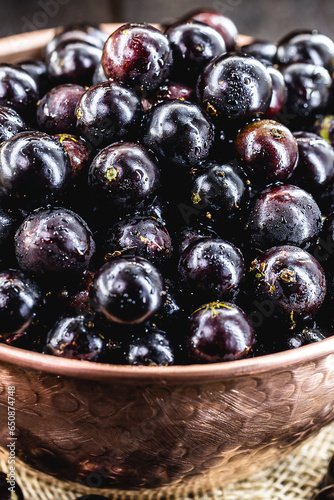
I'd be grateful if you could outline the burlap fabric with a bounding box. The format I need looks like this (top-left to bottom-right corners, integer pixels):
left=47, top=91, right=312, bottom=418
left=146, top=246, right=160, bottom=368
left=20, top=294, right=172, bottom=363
left=1, top=421, right=334, bottom=500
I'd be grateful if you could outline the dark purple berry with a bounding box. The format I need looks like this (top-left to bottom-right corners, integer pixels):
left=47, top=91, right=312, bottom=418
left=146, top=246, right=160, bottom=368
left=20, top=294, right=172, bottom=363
left=54, top=133, right=91, bottom=181
left=249, top=245, right=326, bottom=326
left=241, top=40, right=278, bottom=64
left=234, top=119, right=299, bottom=184
left=0, top=269, right=41, bottom=342
left=0, top=131, right=71, bottom=208
left=188, top=301, right=255, bottom=363
left=0, top=471, right=24, bottom=499
left=15, top=207, right=95, bottom=275
left=0, top=106, right=26, bottom=143
left=37, top=83, right=85, bottom=134
left=105, top=216, right=172, bottom=266
left=90, top=256, right=165, bottom=324
left=102, top=24, right=173, bottom=93
left=19, top=60, right=50, bottom=97
left=142, top=100, right=214, bottom=168
left=127, top=326, right=174, bottom=366
left=265, top=66, right=287, bottom=119
left=196, top=54, right=272, bottom=125
left=312, top=486, right=334, bottom=500
left=45, top=24, right=107, bottom=59
left=292, top=131, right=334, bottom=193
left=0, top=64, right=38, bottom=118
left=76, top=81, right=143, bottom=147
left=166, top=21, right=226, bottom=86
left=246, top=184, right=322, bottom=251
left=183, top=9, right=237, bottom=51
left=178, top=238, right=245, bottom=302
left=45, top=314, right=103, bottom=361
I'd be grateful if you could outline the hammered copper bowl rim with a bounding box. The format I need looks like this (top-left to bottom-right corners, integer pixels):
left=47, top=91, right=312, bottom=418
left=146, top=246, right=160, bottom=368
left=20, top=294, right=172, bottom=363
left=0, top=335, right=333, bottom=383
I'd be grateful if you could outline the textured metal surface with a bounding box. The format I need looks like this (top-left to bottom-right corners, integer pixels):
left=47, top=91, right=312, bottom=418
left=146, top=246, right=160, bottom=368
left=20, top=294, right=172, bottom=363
left=1, top=341, right=334, bottom=495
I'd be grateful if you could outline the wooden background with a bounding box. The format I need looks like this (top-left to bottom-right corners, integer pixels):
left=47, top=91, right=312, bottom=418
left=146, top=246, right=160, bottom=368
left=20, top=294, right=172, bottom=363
left=0, top=0, right=334, bottom=42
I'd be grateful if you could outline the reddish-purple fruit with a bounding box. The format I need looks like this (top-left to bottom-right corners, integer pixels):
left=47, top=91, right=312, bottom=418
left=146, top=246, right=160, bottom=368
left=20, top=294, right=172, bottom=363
left=90, top=256, right=165, bottom=325
left=36, top=83, right=85, bottom=134
left=0, top=106, right=27, bottom=143
left=246, top=184, right=322, bottom=251
left=292, top=131, right=334, bottom=193
left=102, top=24, right=173, bottom=93
left=196, top=54, right=272, bottom=125
left=15, top=207, right=96, bottom=275
left=88, top=142, right=161, bottom=210
left=249, top=245, right=326, bottom=326
left=234, top=119, right=299, bottom=184
left=54, top=134, right=91, bottom=181
left=188, top=302, right=255, bottom=363
left=178, top=238, right=245, bottom=302
left=182, top=9, right=238, bottom=51
left=265, top=66, right=287, bottom=119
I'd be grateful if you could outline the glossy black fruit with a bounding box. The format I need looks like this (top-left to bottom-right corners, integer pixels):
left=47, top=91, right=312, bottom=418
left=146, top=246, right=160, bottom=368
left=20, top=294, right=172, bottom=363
left=166, top=21, right=226, bottom=86
left=178, top=238, right=245, bottom=302
left=196, top=53, right=272, bottom=125
left=105, top=216, right=172, bottom=266
left=88, top=142, right=161, bottom=210
left=102, top=23, right=173, bottom=93
left=45, top=23, right=107, bottom=58
left=245, top=184, right=322, bottom=251
left=188, top=301, right=255, bottom=362
left=15, top=207, right=95, bottom=275
left=90, top=256, right=165, bottom=324
left=241, top=40, right=278, bottom=64
left=0, top=131, right=71, bottom=208
left=76, top=81, right=143, bottom=147
left=0, top=269, right=41, bottom=342
left=142, top=100, right=214, bottom=168
left=0, top=106, right=26, bottom=143
left=0, top=64, right=38, bottom=118
left=249, top=245, right=326, bottom=326
left=45, top=314, right=103, bottom=361
left=127, top=326, right=174, bottom=366
left=292, top=131, right=334, bottom=193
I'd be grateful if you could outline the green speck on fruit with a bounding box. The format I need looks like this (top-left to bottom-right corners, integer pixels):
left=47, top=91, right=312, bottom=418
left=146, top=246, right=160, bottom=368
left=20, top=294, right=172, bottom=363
left=76, top=108, right=83, bottom=119
left=105, top=166, right=118, bottom=182
left=191, top=193, right=201, bottom=205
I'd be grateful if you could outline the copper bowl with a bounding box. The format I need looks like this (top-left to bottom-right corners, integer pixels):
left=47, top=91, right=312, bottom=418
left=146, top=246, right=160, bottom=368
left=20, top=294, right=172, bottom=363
left=0, top=25, right=333, bottom=497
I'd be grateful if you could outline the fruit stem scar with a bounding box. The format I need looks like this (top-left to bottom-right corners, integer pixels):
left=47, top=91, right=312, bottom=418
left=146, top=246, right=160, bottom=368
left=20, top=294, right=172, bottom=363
left=104, top=166, right=118, bottom=182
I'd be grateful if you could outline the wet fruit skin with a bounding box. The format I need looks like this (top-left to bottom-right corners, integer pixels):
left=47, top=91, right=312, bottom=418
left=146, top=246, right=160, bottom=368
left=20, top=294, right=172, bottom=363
left=178, top=238, right=245, bottom=303
left=54, top=133, right=91, bottom=181
left=187, top=301, right=255, bottom=363
left=245, top=184, right=322, bottom=251
left=19, top=60, right=51, bottom=97
left=190, top=160, right=249, bottom=221
left=88, top=142, right=161, bottom=211
left=47, top=41, right=102, bottom=86
left=165, top=21, right=226, bottom=86
left=127, top=326, right=174, bottom=366
left=281, top=62, right=332, bottom=120
left=0, top=131, right=71, bottom=208
left=45, top=23, right=107, bottom=59
left=45, top=314, right=104, bottom=361
left=234, top=119, right=299, bottom=184
left=0, top=64, right=39, bottom=118
left=0, top=106, right=27, bottom=143
left=276, top=30, right=334, bottom=73
left=0, top=269, right=41, bottom=342
left=76, top=81, right=143, bottom=148
left=102, top=23, right=173, bottom=93
left=318, top=212, right=334, bottom=267
left=292, top=131, right=334, bottom=194
left=142, top=100, right=214, bottom=168
left=175, top=224, right=218, bottom=256
left=241, top=40, right=278, bottom=64
left=196, top=54, right=272, bottom=126
left=36, top=83, right=85, bottom=134
left=89, top=256, right=165, bottom=325
left=182, top=9, right=238, bottom=51
left=105, top=215, right=173, bottom=266
left=0, top=470, right=24, bottom=499
left=265, top=66, right=286, bottom=119
left=15, top=207, right=96, bottom=276
left=249, top=245, right=327, bottom=326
